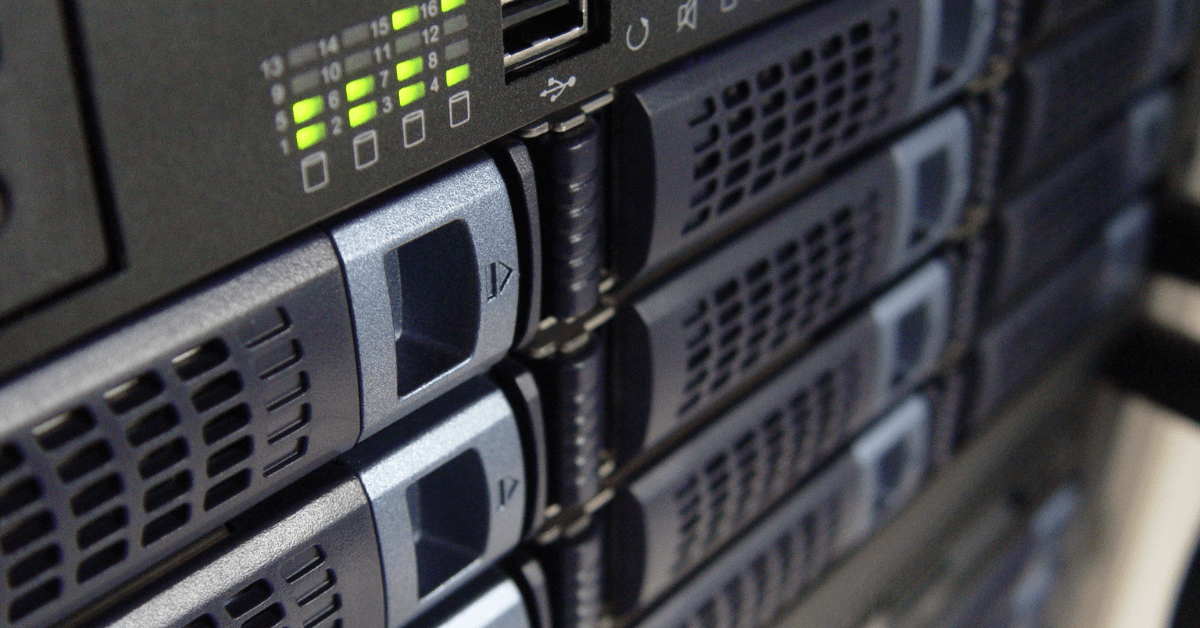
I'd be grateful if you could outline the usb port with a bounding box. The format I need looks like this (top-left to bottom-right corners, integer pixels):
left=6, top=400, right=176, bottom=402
left=502, top=0, right=590, bottom=73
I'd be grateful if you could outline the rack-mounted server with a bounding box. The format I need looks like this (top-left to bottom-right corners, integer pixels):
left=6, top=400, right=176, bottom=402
left=621, top=392, right=934, bottom=628
left=611, top=107, right=971, bottom=460
left=969, top=203, right=1151, bottom=431
left=610, top=2, right=988, bottom=283
left=0, top=0, right=1002, bottom=372
left=0, top=0, right=1192, bottom=627
left=1000, top=0, right=1192, bottom=185
left=985, top=90, right=1172, bottom=312
left=92, top=371, right=545, bottom=628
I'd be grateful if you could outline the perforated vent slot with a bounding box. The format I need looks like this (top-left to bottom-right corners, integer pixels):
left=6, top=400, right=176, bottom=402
left=702, top=455, right=731, bottom=549
left=681, top=10, right=901, bottom=236
left=0, top=304, right=327, bottom=625
left=674, top=477, right=702, bottom=573
left=732, top=434, right=759, bottom=524
left=177, top=544, right=346, bottom=628
left=670, top=357, right=858, bottom=575
left=678, top=199, right=878, bottom=418
left=678, top=490, right=845, bottom=628
left=0, top=445, right=57, bottom=623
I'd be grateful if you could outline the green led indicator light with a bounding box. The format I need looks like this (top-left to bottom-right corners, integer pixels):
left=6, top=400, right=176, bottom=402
left=397, top=81, right=426, bottom=106
left=348, top=102, right=378, bottom=127
left=346, top=75, right=376, bottom=102
left=445, top=63, right=470, bottom=87
left=295, top=122, right=327, bottom=150
left=392, top=6, right=420, bottom=30
left=441, top=0, right=465, bottom=12
left=292, top=96, right=324, bottom=125
left=395, top=56, right=424, bottom=82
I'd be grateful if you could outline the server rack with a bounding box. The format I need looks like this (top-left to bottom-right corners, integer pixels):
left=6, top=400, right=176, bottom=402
left=0, top=1, right=1192, bottom=628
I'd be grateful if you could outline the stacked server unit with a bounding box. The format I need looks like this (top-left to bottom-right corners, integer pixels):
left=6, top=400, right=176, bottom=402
left=963, top=0, right=1184, bottom=437
left=0, top=1, right=1190, bottom=628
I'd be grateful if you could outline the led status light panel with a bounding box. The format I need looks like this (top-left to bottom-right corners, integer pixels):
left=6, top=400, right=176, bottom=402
left=261, top=0, right=475, bottom=193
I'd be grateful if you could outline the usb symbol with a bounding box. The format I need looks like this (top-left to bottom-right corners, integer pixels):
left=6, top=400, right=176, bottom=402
left=539, top=76, right=576, bottom=102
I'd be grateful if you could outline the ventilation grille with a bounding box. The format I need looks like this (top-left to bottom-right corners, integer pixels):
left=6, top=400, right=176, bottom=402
left=183, top=544, right=345, bottom=628
left=1018, top=4, right=1143, bottom=171
left=670, top=491, right=845, bottom=628
left=0, top=308, right=319, bottom=625
left=986, top=254, right=1097, bottom=414
left=677, top=199, right=879, bottom=418
left=681, top=10, right=901, bottom=237
left=999, top=136, right=1124, bottom=302
left=671, top=357, right=859, bottom=574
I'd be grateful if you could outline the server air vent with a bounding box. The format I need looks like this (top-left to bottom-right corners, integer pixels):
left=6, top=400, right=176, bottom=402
left=683, top=13, right=902, bottom=238
left=677, top=203, right=878, bottom=418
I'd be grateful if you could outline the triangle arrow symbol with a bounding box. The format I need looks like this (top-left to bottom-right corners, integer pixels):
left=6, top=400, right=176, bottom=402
left=488, top=261, right=515, bottom=300
left=499, top=476, right=521, bottom=507
left=496, top=261, right=514, bottom=295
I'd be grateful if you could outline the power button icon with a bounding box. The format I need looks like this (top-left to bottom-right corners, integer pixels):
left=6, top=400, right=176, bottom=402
left=626, top=17, right=650, bottom=51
